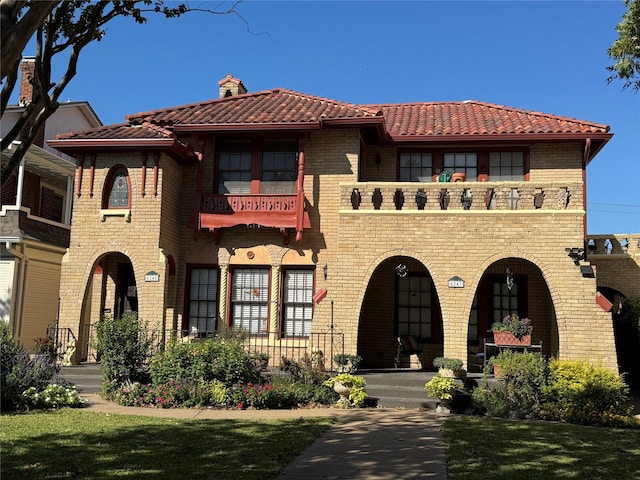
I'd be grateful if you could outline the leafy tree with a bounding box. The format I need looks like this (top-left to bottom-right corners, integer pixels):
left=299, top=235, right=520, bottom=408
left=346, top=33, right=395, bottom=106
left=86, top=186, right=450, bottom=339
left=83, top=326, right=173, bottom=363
left=607, top=0, right=640, bottom=92
left=1, top=0, right=245, bottom=186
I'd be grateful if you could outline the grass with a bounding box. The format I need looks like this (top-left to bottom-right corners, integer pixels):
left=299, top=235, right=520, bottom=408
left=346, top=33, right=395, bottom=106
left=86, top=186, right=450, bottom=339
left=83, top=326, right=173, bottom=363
left=0, top=409, right=333, bottom=480
left=444, top=416, right=640, bottom=480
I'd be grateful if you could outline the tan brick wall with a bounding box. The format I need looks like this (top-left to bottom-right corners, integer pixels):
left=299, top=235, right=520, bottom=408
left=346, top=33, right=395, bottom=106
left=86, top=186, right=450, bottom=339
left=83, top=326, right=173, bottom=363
left=58, top=130, right=620, bottom=371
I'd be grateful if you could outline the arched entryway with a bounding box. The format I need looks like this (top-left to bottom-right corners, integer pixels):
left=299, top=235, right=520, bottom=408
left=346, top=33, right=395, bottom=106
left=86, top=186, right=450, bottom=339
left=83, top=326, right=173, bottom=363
left=357, top=256, right=443, bottom=369
left=600, top=287, right=640, bottom=389
left=77, top=252, right=137, bottom=362
left=467, top=257, right=559, bottom=370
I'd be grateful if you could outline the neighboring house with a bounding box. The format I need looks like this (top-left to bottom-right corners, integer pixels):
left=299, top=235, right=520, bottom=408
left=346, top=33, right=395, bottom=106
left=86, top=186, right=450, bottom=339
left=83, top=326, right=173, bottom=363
left=0, top=58, right=102, bottom=350
left=49, top=73, right=639, bottom=369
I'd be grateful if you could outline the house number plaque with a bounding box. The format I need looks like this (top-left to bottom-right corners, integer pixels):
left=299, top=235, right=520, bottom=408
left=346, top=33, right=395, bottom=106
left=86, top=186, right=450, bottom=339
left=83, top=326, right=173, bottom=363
left=448, top=276, right=464, bottom=288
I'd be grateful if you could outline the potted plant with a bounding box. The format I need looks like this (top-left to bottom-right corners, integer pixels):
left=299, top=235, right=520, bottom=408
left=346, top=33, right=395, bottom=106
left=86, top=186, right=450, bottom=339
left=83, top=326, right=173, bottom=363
left=491, top=313, right=533, bottom=346
left=425, top=374, right=457, bottom=413
left=323, top=373, right=367, bottom=408
left=334, top=353, right=362, bottom=373
left=432, top=357, right=465, bottom=379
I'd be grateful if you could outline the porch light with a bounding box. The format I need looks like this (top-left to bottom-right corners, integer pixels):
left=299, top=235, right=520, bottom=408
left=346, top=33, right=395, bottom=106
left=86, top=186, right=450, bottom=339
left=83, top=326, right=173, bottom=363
left=506, top=268, right=514, bottom=291
left=565, top=247, right=585, bottom=266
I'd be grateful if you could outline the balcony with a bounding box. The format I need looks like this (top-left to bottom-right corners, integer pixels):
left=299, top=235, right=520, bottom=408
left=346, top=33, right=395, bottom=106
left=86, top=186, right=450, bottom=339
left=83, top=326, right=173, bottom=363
left=340, top=181, right=584, bottom=213
left=587, top=234, right=640, bottom=256
left=198, top=193, right=310, bottom=240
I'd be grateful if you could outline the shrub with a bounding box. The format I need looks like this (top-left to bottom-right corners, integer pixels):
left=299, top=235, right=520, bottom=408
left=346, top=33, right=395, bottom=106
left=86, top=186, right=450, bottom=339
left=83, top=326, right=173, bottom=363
left=432, top=357, right=464, bottom=371
left=540, top=359, right=631, bottom=426
left=280, top=354, right=327, bottom=385
left=425, top=374, right=457, bottom=401
left=22, top=384, right=86, bottom=409
left=1, top=322, right=62, bottom=411
left=150, top=337, right=260, bottom=389
left=94, top=312, right=153, bottom=395
left=473, top=351, right=547, bottom=419
left=334, top=353, right=362, bottom=373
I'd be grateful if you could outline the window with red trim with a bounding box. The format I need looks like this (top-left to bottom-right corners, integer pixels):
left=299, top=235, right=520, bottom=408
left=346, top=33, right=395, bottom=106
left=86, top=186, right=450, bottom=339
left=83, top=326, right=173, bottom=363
left=103, top=166, right=130, bottom=208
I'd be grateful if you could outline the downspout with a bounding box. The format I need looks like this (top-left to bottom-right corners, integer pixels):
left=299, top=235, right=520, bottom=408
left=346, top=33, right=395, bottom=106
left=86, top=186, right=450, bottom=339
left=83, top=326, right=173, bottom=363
left=295, top=139, right=306, bottom=242
left=6, top=242, right=27, bottom=338
left=582, top=138, right=591, bottom=247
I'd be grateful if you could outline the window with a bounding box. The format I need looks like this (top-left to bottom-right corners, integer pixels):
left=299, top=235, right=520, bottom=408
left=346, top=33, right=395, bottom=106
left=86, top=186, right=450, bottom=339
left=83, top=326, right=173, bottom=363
left=261, top=139, right=297, bottom=194
left=217, top=138, right=299, bottom=194
left=40, top=186, right=64, bottom=223
left=104, top=166, right=130, bottom=208
left=397, top=274, right=432, bottom=340
left=489, top=152, right=524, bottom=181
left=444, top=153, right=477, bottom=180
left=283, top=269, right=313, bottom=337
left=490, top=279, right=519, bottom=324
left=399, top=152, right=432, bottom=182
left=187, top=267, right=219, bottom=334
left=218, top=139, right=252, bottom=194
left=468, top=294, right=479, bottom=342
left=231, top=268, right=270, bottom=334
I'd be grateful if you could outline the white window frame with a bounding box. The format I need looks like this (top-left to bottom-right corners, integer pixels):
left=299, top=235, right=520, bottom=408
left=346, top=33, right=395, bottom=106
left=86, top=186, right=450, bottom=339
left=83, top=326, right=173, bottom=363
left=282, top=269, right=313, bottom=337
left=231, top=268, right=270, bottom=335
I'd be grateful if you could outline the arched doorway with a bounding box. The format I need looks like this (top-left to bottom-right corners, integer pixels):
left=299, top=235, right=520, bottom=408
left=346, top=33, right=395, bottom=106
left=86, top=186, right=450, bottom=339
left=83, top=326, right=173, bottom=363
left=357, top=256, right=442, bottom=369
left=467, top=257, right=559, bottom=370
left=600, top=287, right=640, bottom=389
left=77, top=252, right=136, bottom=362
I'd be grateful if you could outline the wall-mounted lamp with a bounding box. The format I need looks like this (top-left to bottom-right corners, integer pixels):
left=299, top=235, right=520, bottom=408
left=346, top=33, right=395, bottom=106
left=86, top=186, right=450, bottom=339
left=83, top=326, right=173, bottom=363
left=323, top=263, right=328, bottom=280
left=565, top=247, right=585, bottom=266
left=506, top=268, right=514, bottom=291
left=375, top=153, right=382, bottom=168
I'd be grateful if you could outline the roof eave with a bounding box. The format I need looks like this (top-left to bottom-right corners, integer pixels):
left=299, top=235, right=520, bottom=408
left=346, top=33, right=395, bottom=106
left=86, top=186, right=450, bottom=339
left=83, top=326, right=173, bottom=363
left=389, top=132, right=613, bottom=143
left=47, top=138, right=197, bottom=162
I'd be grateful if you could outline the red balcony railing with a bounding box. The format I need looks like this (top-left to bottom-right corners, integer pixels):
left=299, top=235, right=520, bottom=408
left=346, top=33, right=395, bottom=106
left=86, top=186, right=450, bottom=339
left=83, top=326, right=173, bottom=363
left=198, top=193, right=310, bottom=238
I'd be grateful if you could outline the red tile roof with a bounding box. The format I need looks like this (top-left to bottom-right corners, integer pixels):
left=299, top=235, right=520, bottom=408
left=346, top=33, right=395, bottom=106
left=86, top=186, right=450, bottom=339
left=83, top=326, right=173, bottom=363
left=52, top=89, right=610, bottom=146
left=365, top=101, right=610, bottom=139
left=126, top=89, right=382, bottom=126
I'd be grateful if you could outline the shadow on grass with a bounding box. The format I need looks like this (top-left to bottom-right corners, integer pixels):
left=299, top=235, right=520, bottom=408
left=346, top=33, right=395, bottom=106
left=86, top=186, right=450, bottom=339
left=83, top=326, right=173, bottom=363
left=2, top=410, right=332, bottom=480
left=444, top=416, right=640, bottom=480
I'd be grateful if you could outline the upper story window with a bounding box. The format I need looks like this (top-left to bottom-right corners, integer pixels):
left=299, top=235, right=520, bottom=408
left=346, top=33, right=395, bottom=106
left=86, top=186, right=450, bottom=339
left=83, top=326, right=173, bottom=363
left=444, top=153, right=477, bottom=180
left=216, top=138, right=298, bottom=195
left=399, top=153, right=432, bottom=182
left=489, top=151, right=524, bottom=181
left=261, top=139, right=297, bottom=194
left=103, top=166, right=130, bottom=208
left=218, top=139, right=252, bottom=194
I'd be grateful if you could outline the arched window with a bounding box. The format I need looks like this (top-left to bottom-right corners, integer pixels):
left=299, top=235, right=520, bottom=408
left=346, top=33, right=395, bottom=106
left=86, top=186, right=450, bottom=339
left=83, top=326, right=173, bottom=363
left=103, top=166, right=130, bottom=209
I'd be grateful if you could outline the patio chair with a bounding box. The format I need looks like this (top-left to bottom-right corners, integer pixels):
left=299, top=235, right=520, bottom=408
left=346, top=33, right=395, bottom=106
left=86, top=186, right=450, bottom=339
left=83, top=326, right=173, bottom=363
left=394, top=335, right=424, bottom=369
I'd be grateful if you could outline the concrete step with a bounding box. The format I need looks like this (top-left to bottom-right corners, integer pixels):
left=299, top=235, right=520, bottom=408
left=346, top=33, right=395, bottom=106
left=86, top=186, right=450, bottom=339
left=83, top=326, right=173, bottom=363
left=60, top=364, right=102, bottom=394
left=360, top=369, right=438, bottom=409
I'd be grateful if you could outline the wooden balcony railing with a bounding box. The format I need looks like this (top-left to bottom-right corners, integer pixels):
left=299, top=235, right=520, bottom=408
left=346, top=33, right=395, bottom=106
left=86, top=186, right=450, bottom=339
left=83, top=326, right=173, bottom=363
left=198, top=193, right=310, bottom=240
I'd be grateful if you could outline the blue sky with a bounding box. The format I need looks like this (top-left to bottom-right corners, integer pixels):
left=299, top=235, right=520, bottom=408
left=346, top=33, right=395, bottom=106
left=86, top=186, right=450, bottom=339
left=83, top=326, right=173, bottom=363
left=24, top=1, right=640, bottom=233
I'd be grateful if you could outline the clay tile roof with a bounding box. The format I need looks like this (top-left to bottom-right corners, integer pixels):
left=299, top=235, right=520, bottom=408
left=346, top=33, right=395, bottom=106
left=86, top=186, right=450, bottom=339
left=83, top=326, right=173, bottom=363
left=364, top=101, right=610, bottom=138
left=125, top=89, right=382, bottom=127
left=54, top=122, right=176, bottom=141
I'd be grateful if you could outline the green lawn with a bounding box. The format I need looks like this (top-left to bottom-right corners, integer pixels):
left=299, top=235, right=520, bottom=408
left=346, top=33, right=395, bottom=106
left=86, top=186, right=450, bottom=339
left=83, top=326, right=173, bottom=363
left=0, top=410, right=333, bottom=480
left=444, top=416, right=640, bottom=480
left=3, top=409, right=640, bottom=480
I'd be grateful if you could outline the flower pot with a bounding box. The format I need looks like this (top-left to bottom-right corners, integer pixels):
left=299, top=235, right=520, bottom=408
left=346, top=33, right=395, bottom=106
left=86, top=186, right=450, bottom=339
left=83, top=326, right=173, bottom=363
left=451, top=172, right=466, bottom=182
left=333, top=381, right=351, bottom=398
left=493, top=331, right=531, bottom=347
left=493, top=363, right=503, bottom=379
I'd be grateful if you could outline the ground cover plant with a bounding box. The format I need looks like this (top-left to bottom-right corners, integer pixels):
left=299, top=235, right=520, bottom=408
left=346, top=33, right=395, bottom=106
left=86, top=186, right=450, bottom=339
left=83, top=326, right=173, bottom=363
left=444, top=415, right=640, bottom=480
left=1, top=409, right=333, bottom=480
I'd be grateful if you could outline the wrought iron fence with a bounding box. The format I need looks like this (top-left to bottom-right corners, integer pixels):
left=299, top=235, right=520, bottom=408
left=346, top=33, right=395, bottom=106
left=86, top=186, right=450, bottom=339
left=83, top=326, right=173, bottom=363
left=50, top=322, right=345, bottom=372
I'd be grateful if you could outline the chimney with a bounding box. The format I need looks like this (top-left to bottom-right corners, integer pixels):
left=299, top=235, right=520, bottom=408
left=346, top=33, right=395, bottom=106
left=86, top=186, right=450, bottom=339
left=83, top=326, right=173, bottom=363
left=218, top=73, right=247, bottom=98
left=19, top=57, right=36, bottom=105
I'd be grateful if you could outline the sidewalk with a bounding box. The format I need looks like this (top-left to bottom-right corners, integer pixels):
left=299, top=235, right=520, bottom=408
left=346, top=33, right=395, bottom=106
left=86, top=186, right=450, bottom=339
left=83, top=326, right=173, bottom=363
left=81, top=394, right=448, bottom=480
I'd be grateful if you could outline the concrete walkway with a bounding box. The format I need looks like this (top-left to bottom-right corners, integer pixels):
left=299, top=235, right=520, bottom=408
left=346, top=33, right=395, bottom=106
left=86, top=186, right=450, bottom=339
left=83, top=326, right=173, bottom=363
left=81, top=394, right=448, bottom=480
